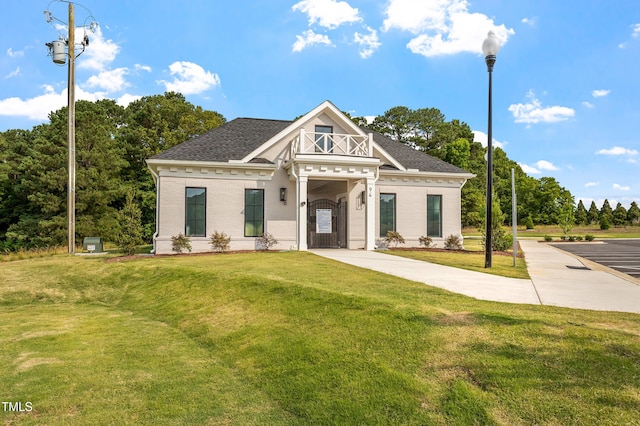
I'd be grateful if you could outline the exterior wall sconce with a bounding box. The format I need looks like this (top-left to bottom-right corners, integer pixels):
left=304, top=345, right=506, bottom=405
left=360, top=190, right=366, bottom=205
left=279, top=187, right=287, bottom=204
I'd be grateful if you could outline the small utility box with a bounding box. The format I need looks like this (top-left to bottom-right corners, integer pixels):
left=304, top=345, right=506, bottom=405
left=83, top=237, right=103, bottom=253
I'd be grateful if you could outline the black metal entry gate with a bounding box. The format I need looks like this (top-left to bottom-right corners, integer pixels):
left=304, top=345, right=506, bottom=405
left=308, top=198, right=347, bottom=248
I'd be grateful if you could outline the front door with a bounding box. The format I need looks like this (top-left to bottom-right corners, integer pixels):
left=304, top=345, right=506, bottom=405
left=308, top=198, right=347, bottom=248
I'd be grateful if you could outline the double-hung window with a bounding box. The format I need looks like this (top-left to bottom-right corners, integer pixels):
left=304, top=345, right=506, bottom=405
left=315, top=125, right=333, bottom=153
left=245, top=189, right=264, bottom=237
left=185, top=187, right=206, bottom=237
left=427, top=194, right=442, bottom=238
left=379, top=193, right=396, bottom=237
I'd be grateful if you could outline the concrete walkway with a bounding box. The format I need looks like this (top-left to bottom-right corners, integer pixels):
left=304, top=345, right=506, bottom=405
left=310, top=240, right=640, bottom=314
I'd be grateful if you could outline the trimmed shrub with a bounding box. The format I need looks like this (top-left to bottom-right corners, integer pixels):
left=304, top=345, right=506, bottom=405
left=256, top=232, right=278, bottom=251
left=585, top=234, right=595, bottom=241
left=418, top=235, right=433, bottom=248
left=444, top=234, right=463, bottom=250
left=384, top=231, right=405, bottom=248
left=171, top=233, right=192, bottom=254
left=544, top=235, right=553, bottom=242
left=210, top=231, right=231, bottom=252
left=525, top=215, right=535, bottom=230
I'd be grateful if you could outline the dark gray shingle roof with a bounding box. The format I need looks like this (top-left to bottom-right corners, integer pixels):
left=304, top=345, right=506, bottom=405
left=150, top=117, right=470, bottom=174
left=370, top=130, right=469, bottom=174
left=151, top=118, right=291, bottom=162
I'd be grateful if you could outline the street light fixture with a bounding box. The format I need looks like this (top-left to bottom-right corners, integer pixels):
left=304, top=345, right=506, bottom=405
left=482, top=30, right=500, bottom=268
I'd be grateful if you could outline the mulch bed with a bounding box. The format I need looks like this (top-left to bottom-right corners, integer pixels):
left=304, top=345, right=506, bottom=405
left=388, top=245, right=525, bottom=258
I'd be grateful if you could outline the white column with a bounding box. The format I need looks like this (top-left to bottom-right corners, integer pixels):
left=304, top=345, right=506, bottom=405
left=297, top=175, right=308, bottom=250
left=299, top=128, right=306, bottom=153
left=365, top=177, right=376, bottom=250
left=367, top=133, right=373, bottom=157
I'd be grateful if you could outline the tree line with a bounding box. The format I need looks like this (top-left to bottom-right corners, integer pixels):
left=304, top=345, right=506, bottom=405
left=1, top=97, right=637, bottom=251
left=0, top=92, right=224, bottom=251
left=350, top=105, right=640, bottom=232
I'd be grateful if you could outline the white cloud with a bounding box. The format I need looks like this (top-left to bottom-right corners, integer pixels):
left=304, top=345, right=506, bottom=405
left=84, top=68, right=130, bottom=92
left=292, top=29, right=333, bottom=52
left=292, top=0, right=361, bottom=29
left=534, top=160, right=559, bottom=171
left=472, top=130, right=506, bottom=148
left=4, top=67, right=21, bottom=79
left=7, top=48, right=24, bottom=58
left=158, top=61, right=221, bottom=95
left=592, top=89, right=610, bottom=98
left=383, top=0, right=448, bottom=33
left=613, top=183, right=630, bottom=191
left=134, top=64, right=152, bottom=73
left=508, top=90, right=575, bottom=124
left=518, top=163, right=540, bottom=175
left=596, top=146, right=639, bottom=156
left=354, top=26, right=381, bottom=59
left=582, top=101, right=594, bottom=108
left=518, top=160, right=559, bottom=175
left=116, top=93, right=142, bottom=107
left=382, top=0, right=514, bottom=57
left=521, top=17, right=537, bottom=26
left=585, top=182, right=599, bottom=187
left=0, top=84, right=110, bottom=121
left=76, top=26, right=120, bottom=72
left=619, top=24, right=640, bottom=48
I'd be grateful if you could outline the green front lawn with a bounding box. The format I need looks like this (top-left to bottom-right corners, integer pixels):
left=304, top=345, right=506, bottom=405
left=1, top=252, right=639, bottom=425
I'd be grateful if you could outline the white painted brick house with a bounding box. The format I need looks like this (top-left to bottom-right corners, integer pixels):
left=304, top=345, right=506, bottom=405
left=146, top=100, right=474, bottom=254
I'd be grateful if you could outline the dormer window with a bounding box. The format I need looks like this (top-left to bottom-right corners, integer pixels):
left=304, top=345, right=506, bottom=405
left=315, top=125, right=333, bottom=153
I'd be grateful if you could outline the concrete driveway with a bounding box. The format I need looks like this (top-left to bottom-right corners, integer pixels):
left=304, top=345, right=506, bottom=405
left=311, top=240, right=640, bottom=314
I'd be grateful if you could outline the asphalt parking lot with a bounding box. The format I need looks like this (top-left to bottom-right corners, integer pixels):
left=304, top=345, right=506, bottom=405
left=550, top=239, right=640, bottom=280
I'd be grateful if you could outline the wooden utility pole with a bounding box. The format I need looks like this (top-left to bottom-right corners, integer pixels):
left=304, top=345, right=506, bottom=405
left=67, top=2, right=76, bottom=254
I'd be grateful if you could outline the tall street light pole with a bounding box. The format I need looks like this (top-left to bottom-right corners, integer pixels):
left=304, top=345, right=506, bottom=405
left=482, top=31, right=500, bottom=268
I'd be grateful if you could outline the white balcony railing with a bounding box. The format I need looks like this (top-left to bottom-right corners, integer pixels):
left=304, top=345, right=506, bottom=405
left=290, top=129, right=373, bottom=157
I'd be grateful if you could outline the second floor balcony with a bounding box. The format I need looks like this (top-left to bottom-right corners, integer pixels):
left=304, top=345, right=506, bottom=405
left=290, top=128, right=373, bottom=158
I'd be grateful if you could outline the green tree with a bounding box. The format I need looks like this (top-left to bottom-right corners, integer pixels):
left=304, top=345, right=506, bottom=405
left=600, top=199, right=613, bottom=225
left=587, top=201, right=599, bottom=224
left=627, top=201, right=640, bottom=225
left=612, top=203, right=628, bottom=226
left=526, top=177, right=572, bottom=225
left=557, top=195, right=576, bottom=235
left=574, top=200, right=588, bottom=225
left=444, top=138, right=471, bottom=170
left=113, top=190, right=144, bottom=256
left=4, top=100, right=127, bottom=248
left=481, top=194, right=512, bottom=252
left=0, top=93, right=226, bottom=250
left=120, top=92, right=225, bottom=241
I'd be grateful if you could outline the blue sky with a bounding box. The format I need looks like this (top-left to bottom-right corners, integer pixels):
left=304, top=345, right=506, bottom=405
left=2, top=0, right=640, bottom=208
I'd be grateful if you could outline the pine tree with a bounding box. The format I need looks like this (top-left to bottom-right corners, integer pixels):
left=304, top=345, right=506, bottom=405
left=627, top=201, right=640, bottom=225
left=587, top=201, right=599, bottom=224
left=613, top=203, right=628, bottom=226
left=113, top=190, right=144, bottom=256
left=575, top=200, right=588, bottom=225
left=599, top=200, right=613, bottom=230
